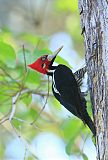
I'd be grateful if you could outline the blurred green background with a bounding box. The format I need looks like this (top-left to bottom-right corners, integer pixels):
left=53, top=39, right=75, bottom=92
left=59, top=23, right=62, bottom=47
left=0, top=0, right=96, bottom=160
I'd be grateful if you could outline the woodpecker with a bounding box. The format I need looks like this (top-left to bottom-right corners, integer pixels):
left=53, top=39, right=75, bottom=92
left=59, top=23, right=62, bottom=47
left=28, top=46, right=96, bottom=136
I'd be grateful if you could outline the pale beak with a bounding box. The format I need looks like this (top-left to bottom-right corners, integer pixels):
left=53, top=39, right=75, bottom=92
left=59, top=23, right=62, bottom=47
left=47, top=45, right=63, bottom=61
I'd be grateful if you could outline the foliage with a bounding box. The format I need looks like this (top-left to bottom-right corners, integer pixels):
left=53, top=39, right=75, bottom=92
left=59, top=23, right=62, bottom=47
left=0, top=29, right=93, bottom=160
left=0, top=0, right=95, bottom=159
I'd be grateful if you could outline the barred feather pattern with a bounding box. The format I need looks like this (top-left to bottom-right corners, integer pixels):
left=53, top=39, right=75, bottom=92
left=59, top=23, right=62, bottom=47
left=74, top=66, right=87, bottom=86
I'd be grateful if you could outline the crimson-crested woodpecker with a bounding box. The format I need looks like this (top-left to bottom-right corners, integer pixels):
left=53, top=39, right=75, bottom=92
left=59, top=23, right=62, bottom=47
left=28, top=46, right=96, bottom=136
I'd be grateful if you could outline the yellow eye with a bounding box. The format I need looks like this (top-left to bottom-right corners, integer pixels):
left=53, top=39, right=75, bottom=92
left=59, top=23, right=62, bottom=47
left=41, top=56, right=47, bottom=61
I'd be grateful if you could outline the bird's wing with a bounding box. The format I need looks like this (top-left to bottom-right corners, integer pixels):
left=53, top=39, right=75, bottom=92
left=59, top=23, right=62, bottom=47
left=54, top=65, right=86, bottom=118
left=74, top=66, right=86, bottom=87
left=53, top=65, right=96, bottom=136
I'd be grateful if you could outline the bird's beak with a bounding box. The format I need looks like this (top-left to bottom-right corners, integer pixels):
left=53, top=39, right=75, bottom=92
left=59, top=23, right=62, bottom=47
left=47, top=45, right=63, bottom=61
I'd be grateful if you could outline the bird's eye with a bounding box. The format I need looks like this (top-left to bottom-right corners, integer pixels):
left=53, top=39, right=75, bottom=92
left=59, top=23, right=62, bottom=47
left=41, top=56, right=47, bottom=62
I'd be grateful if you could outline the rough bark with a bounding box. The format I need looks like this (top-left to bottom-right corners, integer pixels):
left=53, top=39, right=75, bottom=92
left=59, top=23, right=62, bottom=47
left=78, top=0, right=108, bottom=160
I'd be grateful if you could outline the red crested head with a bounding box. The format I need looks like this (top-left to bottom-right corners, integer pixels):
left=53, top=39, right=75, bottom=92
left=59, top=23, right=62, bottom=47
left=28, top=46, right=63, bottom=74
left=28, top=55, right=51, bottom=74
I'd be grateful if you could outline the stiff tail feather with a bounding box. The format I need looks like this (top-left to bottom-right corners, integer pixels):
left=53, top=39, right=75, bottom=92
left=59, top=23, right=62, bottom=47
left=84, top=114, right=96, bottom=136
left=79, top=95, right=96, bottom=136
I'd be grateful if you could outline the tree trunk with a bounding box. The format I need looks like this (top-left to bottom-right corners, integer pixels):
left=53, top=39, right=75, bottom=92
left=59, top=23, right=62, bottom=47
left=78, top=0, right=108, bottom=160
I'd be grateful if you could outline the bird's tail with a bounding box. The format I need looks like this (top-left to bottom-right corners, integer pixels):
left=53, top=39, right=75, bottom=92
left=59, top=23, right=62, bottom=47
left=79, top=96, right=96, bottom=136
left=83, top=112, right=96, bottom=136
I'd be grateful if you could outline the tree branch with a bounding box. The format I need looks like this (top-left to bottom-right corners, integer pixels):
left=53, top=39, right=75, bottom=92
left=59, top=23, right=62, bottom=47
left=30, top=76, right=50, bottom=124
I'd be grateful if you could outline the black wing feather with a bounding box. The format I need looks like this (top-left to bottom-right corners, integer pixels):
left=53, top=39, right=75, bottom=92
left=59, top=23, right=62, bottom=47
left=53, top=65, right=96, bottom=136
left=54, top=65, right=84, bottom=119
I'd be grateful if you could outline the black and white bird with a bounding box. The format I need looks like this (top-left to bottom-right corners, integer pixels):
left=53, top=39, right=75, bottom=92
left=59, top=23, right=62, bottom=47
left=28, top=46, right=96, bottom=136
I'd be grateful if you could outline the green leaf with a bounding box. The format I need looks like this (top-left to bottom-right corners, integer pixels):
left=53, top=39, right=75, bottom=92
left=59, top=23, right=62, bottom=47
left=55, top=56, right=72, bottom=68
left=8, top=65, right=24, bottom=80
left=15, top=104, right=38, bottom=122
left=33, top=48, right=52, bottom=59
left=61, top=118, right=85, bottom=155
left=82, top=153, right=88, bottom=160
left=0, top=83, right=18, bottom=95
left=17, top=49, right=34, bottom=65
left=62, top=118, right=82, bottom=140
left=49, top=97, right=62, bottom=111
left=0, top=94, right=12, bottom=114
left=66, top=15, right=82, bottom=42
left=18, top=33, right=49, bottom=48
left=20, top=93, right=32, bottom=106
left=19, top=33, right=40, bottom=45
left=54, top=0, right=78, bottom=13
left=66, top=141, right=80, bottom=155
left=0, top=42, right=16, bottom=68
left=92, top=136, right=96, bottom=146
left=24, top=70, right=40, bottom=89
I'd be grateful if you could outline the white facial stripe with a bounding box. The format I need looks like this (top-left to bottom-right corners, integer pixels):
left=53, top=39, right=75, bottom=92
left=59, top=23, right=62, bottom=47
left=47, top=69, right=55, bottom=73
left=52, top=73, right=60, bottom=95
left=53, top=83, right=60, bottom=95
left=43, top=63, right=46, bottom=68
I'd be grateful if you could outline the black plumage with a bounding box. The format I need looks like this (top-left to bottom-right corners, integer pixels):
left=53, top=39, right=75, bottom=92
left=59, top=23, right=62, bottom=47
left=49, top=64, right=96, bottom=136
left=28, top=46, right=96, bottom=136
